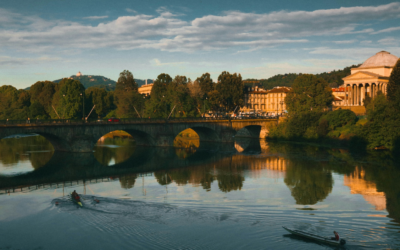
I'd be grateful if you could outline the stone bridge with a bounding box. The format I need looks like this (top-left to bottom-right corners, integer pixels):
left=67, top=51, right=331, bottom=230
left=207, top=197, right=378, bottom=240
left=0, top=118, right=277, bottom=152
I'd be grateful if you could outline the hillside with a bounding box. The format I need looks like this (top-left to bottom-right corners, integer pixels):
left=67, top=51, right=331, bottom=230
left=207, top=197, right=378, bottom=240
left=52, top=75, right=154, bottom=91
left=54, top=75, right=117, bottom=90
left=246, top=64, right=361, bottom=90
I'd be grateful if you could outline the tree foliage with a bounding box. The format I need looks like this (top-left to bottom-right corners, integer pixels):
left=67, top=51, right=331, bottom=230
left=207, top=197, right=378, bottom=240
left=145, top=73, right=173, bottom=118
left=196, top=73, right=214, bottom=97
left=52, top=79, right=86, bottom=119
left=86, top=87, right=114, bottom=118
left=216, top=71, right=244, bottom=112
left=285, top=74, right=334, bottom=115
left=387, top=59, right=400, bottom=107
left=320, top=109, right=357, bottom=130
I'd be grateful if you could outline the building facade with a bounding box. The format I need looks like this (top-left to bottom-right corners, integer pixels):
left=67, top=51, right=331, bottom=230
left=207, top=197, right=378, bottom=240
left=138, top=80, right=154, bottom=96
left=241, top=86, right=290, bottom=115
left=338, top=51, right=399, bottom=113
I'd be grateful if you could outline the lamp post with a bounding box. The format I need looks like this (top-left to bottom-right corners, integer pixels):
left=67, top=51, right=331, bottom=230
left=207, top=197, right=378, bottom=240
left=279, top=100, right=284, bottom=116
left=203, top=97, right=207, bottom=117
left=80, top=93, right=85, bottom=120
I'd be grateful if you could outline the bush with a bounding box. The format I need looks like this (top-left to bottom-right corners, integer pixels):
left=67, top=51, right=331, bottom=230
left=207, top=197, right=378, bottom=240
left=285, top=112, right=323, bottom=138
left=321, top=109, right=357, bottom=130
left=317, top=119, right=329, bottom=137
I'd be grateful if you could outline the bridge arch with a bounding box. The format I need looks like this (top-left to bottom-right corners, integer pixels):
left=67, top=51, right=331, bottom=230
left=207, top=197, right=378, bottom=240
left=174, top=126, right=221, bottom=150
left=95, top=128, right=156, bottom=147
left=236, top=125, right=262, bottom=138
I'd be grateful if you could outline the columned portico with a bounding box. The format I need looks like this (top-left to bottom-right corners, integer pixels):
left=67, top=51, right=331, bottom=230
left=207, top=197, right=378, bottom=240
left=338, top=51, right=398, bottom=113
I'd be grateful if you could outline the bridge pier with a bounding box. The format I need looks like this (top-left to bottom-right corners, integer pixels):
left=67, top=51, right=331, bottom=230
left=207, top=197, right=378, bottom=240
left=0, top=118, right=276, bottom=152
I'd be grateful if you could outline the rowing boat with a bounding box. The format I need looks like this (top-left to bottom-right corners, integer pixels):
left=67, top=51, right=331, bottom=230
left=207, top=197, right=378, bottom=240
left=71, top=193, right=83, bottom=207
left=283, top=226, right=346, bottom=246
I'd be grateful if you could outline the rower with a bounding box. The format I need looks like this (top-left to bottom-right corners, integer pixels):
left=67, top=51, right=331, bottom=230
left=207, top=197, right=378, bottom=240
left=331, top=231, right=340, bottom=241
left=72, top=190, right=80, bottom=200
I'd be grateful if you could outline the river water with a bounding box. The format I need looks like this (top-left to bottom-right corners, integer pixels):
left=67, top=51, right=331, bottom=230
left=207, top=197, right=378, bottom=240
left=0, top=135, right=399, bottom=249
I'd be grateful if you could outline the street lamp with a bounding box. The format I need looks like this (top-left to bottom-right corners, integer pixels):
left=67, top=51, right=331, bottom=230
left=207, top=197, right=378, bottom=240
left=279, top=100, right=284, bottom=116
left=80, top=93, right=85, bottom=120
left=203, top=97, right=207, bottom=117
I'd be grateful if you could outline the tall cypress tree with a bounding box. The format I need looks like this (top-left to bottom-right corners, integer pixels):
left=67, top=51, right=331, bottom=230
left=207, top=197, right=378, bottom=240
left=387, top=59, right=400, bottom=107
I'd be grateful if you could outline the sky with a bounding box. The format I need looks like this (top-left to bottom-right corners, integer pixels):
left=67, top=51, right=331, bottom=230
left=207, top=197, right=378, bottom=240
left=1, top=0, right=400, bottom=89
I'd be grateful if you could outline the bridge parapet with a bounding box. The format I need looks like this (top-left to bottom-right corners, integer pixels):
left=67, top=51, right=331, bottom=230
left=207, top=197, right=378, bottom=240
left=0, top=118, right=278, bottom=152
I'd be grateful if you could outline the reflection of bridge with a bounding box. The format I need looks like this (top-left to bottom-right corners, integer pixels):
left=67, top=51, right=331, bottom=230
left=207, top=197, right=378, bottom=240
left=0, top=173, right=153, bottom=195
left=0, top=118, right=276, bottom=152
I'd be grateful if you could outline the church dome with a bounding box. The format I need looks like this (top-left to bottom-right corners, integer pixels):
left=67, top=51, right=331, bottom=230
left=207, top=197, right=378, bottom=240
left=359, top=51, right=399, bottom=68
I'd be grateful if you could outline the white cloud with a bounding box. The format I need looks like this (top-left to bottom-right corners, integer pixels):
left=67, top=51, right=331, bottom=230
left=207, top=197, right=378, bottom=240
left=0, top=2, right=399, bottom=53
left=126, top=8, right=138, bottom=14
left=0, top=56, right=61, bottom=66
left=378, top=37, right=399, bottom=45
left=333, top=40, right=357, bottom=44
left=242, top=58, right=361, bottom=79
left=360, top=40, right=372, bottom=45
left=150, top=58, right=187, bottom=66
left=372, top=26, right=400, bottom=34
left=309, top=47, right=400, bottom=59
left=83, top=16, right=108, bottom=20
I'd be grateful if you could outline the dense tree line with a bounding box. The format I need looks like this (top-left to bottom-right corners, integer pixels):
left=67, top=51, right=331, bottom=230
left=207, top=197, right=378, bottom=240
left=269, top=59, right=400, bottom=152
left=0, top=71, right=244, bottom=120
left=256, top=65, right=360, bottom=90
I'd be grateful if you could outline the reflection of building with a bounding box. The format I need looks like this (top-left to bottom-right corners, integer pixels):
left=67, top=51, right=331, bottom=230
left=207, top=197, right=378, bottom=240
left=241, top=86, right=291, bottom=115
left=138, top=79, right=154, bottom=96
left=343, top=167, right=386, bottom=211
left=247, top=156, right=288, bottom=179
left=338, top=51, right=399, bottom=114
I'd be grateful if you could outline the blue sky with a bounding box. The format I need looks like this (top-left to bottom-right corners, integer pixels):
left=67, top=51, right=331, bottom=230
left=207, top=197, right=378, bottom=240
left=1, top=0, right=400, bottom=89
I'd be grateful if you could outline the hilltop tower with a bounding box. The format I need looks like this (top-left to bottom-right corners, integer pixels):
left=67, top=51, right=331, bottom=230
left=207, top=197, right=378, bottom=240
left=76, top=71, right=82, bottom=77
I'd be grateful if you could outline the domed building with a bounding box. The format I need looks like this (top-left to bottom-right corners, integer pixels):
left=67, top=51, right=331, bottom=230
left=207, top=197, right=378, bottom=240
left=76, top=71, right=82, bottom=77
left=341, top=51, right=399, bottom=112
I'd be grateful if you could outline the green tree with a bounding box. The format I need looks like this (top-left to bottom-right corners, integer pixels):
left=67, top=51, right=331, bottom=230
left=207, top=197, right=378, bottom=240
left=116, top=91, right=145, bottom=118
left=216, top=71, right=244, bottom=112
left=207, top=90, right=222, bottom=112
left=116, top=70, right=138, bottom=93
left=166, top=76, right=198, bottom=117
left=115, top=70, right=138, bottom=106
left=321, top=109, right=357, bottom=130
left=196, top=73, right=214, bottom=97
left=285, top=74, right=334, bottom=115
left=29, top=81, right=56, bottom=117
left=29, top=101, right=47, bottom=119
left=86, top=87, right=114, bottom=118
left=387, top=59, right=400, bottom=106
left=0, top=86, right=31, bottom=120
left=363, top=91, right=400, bottom=150
left=363, top=94, right=372, bottom=108
left=145, top=73, right=172, bottom=118
left=52, top=79, right=86, bottom=119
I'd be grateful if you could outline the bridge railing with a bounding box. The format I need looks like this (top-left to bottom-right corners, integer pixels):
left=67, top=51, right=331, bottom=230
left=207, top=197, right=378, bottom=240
left=0, top=116, right=278, bottom=126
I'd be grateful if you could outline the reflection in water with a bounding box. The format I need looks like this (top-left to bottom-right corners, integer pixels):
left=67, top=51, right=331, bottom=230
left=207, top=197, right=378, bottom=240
left=1, top=137, right=400, bottom=231
left=284, top=163, right=333, bottom=205
left=344, top=167, right=386, bottom=211
left=0, top=135, right=54, bottom=175
left=94, top=136, right=136, bottom=166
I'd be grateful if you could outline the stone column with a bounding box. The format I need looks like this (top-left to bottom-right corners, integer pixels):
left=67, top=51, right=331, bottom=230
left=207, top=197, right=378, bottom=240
left=351, top=84, right=354, bottom=106
left=355, top=84, right=358, bottom=105
left=361, top=84, right=365, bottom=105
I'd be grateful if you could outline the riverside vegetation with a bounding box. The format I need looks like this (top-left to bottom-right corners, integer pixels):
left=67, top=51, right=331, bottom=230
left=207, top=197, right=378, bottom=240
left=0, top=71, right=244, bottom=121
left=1, top=60, right=400, bottom=153
left=268, top=59, right=400, bottom=153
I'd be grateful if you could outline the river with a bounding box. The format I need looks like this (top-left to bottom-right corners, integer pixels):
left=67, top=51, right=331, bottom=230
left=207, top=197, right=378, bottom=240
left=0, top=135, right=399, bottom=249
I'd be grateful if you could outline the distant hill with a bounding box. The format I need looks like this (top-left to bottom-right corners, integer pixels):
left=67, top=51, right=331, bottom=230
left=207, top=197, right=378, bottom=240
left=53, top=75, right=117, bottom=90
left=244, top=64, right=361, bottom=90
left=52, top=75, right=154, bottom=91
